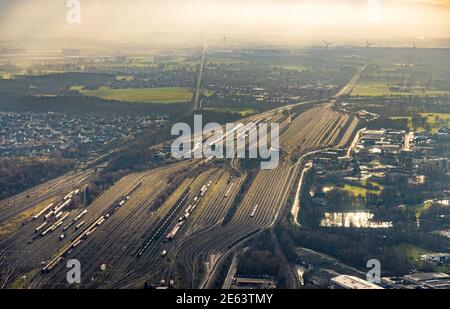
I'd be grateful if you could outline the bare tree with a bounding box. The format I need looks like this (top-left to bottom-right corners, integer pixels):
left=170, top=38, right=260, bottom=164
left=0, top=250, right=18, bottom=289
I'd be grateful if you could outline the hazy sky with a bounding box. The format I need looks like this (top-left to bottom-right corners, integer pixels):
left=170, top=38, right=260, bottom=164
left=0, top=0, right=449, bottom=43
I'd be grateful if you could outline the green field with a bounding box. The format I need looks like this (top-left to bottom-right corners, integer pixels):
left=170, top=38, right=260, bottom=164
left=399, top=244, right=432, bottom=262
left=422, top=113, right=450, bottom=131
left=351, top=81, right=450, bottom=97
left=115, top=75, right=135, bottom=81
left=406, top=200, right=434, bottom=219
left=351, top=81, right=391, bottom=96
left=340, top=184, right=382, bottom=198
left=74, top=86, right=193, bottom=103
left=206, top=55, right=249, bottom=65
left=278, top=65, right=310, bottom=72
left=203, top=107, right=258, bottom=116
left=398, top=244, right=450, bottom=272
left=0, top=71, right=12, bottom=79
left=391, top=113, right=450, bottom=133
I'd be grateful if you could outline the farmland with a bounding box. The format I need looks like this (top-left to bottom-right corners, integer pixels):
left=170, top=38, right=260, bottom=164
left=74, top=86, right=193, bottom=103
left=202, top=107, right=258, bottom=116
left=351, top=81, right=450, bottom=97
left=391, top=113, right=450, bottom=132
left=340, top=184, right=382, bottom=198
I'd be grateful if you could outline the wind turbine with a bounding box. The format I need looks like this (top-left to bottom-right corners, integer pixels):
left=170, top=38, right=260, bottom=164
left=323, top=40, right=334, bottom=53
left=365, top=39, right=375, bottom=49
left=413, top=41, right=416, bottom=57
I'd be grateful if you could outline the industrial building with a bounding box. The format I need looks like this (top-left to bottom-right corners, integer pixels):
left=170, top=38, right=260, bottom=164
left=330, top=275, right=384, bottom=289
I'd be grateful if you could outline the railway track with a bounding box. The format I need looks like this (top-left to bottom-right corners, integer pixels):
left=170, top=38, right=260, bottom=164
left=171, top=71, right=363, bottom=288
left=0, top=170, right=92, bottom=223
left=1, top=66, right=366, bottom=289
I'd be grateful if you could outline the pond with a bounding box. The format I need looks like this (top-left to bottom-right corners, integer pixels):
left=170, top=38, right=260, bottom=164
left=320, top=211, right=392, bottom=228
left=436, top=199, right=450, bottom=206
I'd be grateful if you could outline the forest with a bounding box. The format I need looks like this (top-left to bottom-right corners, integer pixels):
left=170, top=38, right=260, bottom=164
left=0, top=157, right=74, bottom=199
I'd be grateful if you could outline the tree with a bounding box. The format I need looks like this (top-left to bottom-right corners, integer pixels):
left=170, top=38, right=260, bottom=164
left=0, top=250, right=18, bottom=288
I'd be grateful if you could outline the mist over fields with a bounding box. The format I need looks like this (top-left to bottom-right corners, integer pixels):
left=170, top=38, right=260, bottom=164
left=1, top=0, right=450, bottom=48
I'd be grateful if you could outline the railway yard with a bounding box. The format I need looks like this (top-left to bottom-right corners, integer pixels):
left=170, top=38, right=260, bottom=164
left=0, top=69, right=362, bottom=289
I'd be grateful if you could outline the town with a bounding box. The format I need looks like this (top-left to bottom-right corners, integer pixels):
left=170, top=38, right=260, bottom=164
left=0, top=112, right=169, bottom=159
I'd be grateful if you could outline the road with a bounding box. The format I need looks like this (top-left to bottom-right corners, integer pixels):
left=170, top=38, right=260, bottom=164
left=193, top=43, right=207, bottom=111
left=332, top=65, right=366, bottom=98
left=221, top=252, right=238, bottom=289
left=291, top=160, right=313, bottom=226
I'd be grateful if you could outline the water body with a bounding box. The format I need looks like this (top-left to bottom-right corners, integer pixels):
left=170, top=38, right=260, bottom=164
left=320, top=211, right=392, bottom=228
left=433, top=230, right=450, bottom=239
left=436, top=199, right=450, bottom=206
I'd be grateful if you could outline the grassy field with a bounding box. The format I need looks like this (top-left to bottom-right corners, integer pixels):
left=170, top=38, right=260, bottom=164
left=391, top=113, right=450, bottom=133
left=206, top=55, right=249, bottom=65
left=340, top=184, right=382, bottom=198
left=399, top=244, right=432, bottom=262
left=0, top=197, right=56, bottom=238
left=203, top=90, right=215, bottom=97
left=407, top=200, right=434, bottom=219
left=0, top=70, right=13, bottom=79
left=390, top=116, right=419, bottom=131
left=203, top=107, right=258, bottom=116
left=422, top=113, right=450, bottom=131
left=351, top=81, right=391, bottom=96
left=278, top=65, right=311, bottom=72
left=74, top=86, right=193, bottom=103
left=351, top=81, right=450, bottom=97
left=7, top=269, right=40, bottom=289
left=115, top=75, right=135, bottom=81
left=398, top=244, right=450, bottom=272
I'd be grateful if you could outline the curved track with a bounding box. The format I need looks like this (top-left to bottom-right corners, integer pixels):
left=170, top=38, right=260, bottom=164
left=0, top=67, right=364, bottom=289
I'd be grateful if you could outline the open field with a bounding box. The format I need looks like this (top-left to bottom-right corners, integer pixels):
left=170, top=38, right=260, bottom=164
left=74, top=86, right=193, bottom=103
left=0, top=71, right=12, bottom=79
left=115, top=75, right=135, bottom=81
left=277, top=65, right=310, bottom=72
left=339, top=184, right=382, bottom=198
left=399, top=244, right=431, bottom=262
left=202, top=107, right=258, bottom=116
left=407, top=200, right=434, bottom=218
left=398, top=244, right=450, bottom=272
left=0, top=197, right=56, bottom=238
left=351, top=81, right=391, bottom=96
left=422, top=113, right=450, bottom=130
left=351, top=81, right=450, bottom=97
left=391, top=113, right=450, bottom=133
left=204, top=55, right=249, bottom=65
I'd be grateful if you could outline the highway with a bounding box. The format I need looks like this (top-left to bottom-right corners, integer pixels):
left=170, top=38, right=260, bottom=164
left=332, top=64, right=366, bottom=98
